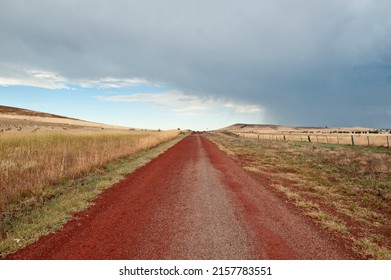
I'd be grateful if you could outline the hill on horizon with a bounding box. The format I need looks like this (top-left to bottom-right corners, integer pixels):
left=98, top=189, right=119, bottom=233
left=0, top=105, right=77, bottom=120
left=220, top=123, right=378, bottom=134
left=0, top=105, right=130, bottom=133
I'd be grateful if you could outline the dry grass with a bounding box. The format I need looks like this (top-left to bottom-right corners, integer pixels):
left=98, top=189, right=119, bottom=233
left=0, top=130, right=179, bottom=213
left=0, top=134, right=185, bottom=258
left=236, top=132, right=390, bottom=148
left=275, top=184, right=349, bottom=234
left=208, top=132, right=391, bottom=259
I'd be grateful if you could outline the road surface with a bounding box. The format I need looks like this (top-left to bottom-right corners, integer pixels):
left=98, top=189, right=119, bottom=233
left=9, top=133, right=354, bottom=259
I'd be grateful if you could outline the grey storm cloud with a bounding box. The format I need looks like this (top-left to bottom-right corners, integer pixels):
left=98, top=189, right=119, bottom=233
left=1, top=0, right=391, bottom=127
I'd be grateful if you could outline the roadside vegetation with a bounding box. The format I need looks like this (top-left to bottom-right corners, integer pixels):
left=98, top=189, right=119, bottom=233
left=0, top=130, right=183, bottom=258
left=0, top=130, right=178, bottom=211
left=207, top=132, right=391, bottom=259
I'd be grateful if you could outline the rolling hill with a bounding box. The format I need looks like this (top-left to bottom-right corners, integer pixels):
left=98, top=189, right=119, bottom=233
left=0, top=105, right=130, bottom=133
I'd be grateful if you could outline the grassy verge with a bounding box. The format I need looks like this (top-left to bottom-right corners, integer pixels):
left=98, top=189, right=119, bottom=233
left=207, top=132, right=391, bottom=259
left=0, top=132, right=186, bottom=258
left=0, top=130, right=179, bottom=211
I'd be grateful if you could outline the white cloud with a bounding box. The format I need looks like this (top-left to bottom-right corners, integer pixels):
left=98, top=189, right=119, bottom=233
left=75, top=77, right=148, bottom=88
left=0, top=67, right=148, bottom=89
left=97, top=91, right=263, bottom=115
left=0, top=69, right=68, bottom=90
left=223, top=103, right=263, bottom=113
left=98, top=91, right=184, bottom=104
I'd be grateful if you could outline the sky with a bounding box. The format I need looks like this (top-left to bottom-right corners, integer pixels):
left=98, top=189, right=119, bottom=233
left=1, top=0, right=390, bottom=130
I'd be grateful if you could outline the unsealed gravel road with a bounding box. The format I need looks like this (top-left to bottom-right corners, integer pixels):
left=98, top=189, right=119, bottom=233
left=9, top=133, right=354, bottom=259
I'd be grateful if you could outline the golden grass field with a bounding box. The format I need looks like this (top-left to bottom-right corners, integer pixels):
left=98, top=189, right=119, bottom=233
left=0, top=106, right=180, bottom=215
left=0, top=130, right=179, bottom=213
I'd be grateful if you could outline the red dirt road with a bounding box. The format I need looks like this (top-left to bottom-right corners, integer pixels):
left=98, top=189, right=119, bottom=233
left=8, top=134, right=354, bottom=259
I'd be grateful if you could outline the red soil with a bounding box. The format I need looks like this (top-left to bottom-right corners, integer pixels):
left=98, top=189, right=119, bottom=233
left=8, top=134, right=355, bottom=259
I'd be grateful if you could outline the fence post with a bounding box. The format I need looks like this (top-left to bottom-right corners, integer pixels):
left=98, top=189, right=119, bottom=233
left=307, top=135, right=311, bottom=142
left=326, top=136, right=328, bottom=143
left=367, top=136, right=370, bottom=146
left=337, top=135, right=339, bottom=144
left=351, top=135, right=355, bottom=146
left=283, top=135, right=286, bottom=141
left=387, top=136, right=389, bottom=148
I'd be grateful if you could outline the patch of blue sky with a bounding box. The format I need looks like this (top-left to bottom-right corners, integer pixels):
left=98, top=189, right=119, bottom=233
left=0, top=83, right=263, bottom=130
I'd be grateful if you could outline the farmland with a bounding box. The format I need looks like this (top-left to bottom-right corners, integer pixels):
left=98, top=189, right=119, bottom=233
left=0, top=130, right=179, bottom=212
left=225, top=123, right=391, bottom=148
left=207, top=131, right=391, bottom=259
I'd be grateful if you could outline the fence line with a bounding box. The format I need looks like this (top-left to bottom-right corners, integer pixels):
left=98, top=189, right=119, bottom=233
left=236, top=133, right=391, bottom=148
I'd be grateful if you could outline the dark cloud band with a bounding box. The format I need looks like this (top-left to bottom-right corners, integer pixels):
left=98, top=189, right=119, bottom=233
left=1, top=0, right=390, bottom=127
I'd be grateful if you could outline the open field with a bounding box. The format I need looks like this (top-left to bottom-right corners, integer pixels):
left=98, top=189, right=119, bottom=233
left=0, top=105, right=132, bottom=134
left=0, top=130, right=179, bottom=213
left=223, top=123, right=389, bottom=134
left=207, top=132, right=391, bottom=259
left=235, top=132, right=390, bottom=148
left=222, top=123, right=391, bottom=148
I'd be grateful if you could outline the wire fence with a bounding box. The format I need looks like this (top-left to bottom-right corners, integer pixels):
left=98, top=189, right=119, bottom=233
left=235, top=133, right=390, bottom=148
